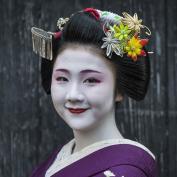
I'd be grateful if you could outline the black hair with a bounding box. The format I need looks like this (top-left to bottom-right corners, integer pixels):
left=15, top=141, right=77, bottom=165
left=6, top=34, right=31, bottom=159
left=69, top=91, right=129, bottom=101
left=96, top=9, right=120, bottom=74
left=41, top=11, right=150, bottom=101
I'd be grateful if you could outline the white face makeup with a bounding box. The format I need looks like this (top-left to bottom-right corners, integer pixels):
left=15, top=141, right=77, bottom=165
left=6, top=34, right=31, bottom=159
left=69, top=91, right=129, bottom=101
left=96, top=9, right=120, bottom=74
left=51, top=46, right=117, bottom=131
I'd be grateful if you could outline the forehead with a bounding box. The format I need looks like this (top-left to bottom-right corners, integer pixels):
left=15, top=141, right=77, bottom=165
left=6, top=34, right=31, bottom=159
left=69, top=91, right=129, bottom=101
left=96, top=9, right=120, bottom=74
left=53, top=46, right=115, bottom=73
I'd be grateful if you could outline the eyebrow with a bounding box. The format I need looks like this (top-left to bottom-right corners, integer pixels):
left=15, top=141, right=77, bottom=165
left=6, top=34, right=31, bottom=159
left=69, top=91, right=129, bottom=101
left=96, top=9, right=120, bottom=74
left=55, top=69, right=103, bottom=74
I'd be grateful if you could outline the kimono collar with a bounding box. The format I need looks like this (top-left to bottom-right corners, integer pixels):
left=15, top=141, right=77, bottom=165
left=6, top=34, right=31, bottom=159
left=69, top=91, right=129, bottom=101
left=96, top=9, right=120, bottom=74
left=46, top=138, right=155, bottom=177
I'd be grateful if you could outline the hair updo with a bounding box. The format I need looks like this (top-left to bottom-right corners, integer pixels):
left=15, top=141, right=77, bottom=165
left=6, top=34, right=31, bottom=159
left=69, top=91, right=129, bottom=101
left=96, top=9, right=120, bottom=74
left=41, top=10, right=150, bottom=101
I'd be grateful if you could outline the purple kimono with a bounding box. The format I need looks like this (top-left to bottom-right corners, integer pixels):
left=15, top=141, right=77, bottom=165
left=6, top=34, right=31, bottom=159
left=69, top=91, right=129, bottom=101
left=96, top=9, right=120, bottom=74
left=30, top=139, right=158, bottom=177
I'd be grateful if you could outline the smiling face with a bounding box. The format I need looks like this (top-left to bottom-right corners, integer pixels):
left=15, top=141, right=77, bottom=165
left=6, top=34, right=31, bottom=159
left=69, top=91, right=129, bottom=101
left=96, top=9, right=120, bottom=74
left=51, top=44, right=122, bottom=131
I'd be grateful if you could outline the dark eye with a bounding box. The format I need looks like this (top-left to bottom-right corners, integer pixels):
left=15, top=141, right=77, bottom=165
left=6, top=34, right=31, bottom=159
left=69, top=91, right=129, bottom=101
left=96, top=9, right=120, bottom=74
left=84, top=78, right=100, bottom=84
left=56, top=77, right=68, bottom=82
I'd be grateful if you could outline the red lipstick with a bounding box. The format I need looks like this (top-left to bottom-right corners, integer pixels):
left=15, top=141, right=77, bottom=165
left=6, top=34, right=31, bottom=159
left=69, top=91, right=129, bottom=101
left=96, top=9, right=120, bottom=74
left=68, top=108, right=88, bottom=114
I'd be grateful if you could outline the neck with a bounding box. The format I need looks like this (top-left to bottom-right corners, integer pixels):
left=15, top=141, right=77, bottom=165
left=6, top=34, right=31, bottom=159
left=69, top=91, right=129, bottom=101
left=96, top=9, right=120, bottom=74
left=72, top=111, right=123, bottom=153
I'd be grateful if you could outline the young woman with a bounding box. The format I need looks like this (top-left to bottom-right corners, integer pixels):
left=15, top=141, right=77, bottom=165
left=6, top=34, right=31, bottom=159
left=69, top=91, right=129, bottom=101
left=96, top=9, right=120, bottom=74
left=30, top=8, right=158, bottom=177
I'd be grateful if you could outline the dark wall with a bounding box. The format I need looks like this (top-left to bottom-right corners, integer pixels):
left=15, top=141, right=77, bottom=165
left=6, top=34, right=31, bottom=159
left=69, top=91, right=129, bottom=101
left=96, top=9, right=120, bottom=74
left=0, top=0, right=177, bottom=177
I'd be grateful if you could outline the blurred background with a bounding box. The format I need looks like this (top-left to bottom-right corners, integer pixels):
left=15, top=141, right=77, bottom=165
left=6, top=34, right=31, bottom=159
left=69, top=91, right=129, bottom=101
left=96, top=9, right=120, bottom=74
left=0, top=0, right=177, bottom=176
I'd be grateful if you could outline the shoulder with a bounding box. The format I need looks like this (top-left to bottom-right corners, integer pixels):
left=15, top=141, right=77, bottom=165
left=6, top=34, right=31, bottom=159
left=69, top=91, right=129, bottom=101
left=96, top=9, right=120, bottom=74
left=93, top=138, right=158, bottom=177
left=97, top=138, right=156, bottom=160
left=29, top=145, right=62, bottom=177
left=92, top=138, right=158, bottom=177
left=119, top=138, right=156, bottom=160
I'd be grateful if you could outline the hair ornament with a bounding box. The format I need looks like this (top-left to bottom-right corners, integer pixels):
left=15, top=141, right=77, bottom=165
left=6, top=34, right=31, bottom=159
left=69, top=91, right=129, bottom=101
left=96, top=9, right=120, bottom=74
left=31, top=27, right=62, bottom=60
left=31, top=8, right=152, bottom=62
left=121, top=12, right=151, bottom=36
left=31, top=27, right=53, bottom=60
left=31, top=16, right=69, bottom=61
left=97, top=9, right=122, bottom=25
left=57, top=17, right=69, bottom=30
left=101, top=22, right=123, bottom=58
left=97, top=10, right=151, bottom=61
left=84, top=8, right=100, bottom=20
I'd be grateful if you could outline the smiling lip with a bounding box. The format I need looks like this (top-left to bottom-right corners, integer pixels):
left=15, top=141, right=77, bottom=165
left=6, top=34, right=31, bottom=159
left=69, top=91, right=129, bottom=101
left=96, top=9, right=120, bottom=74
left=68, top=108, right=88, bottom=114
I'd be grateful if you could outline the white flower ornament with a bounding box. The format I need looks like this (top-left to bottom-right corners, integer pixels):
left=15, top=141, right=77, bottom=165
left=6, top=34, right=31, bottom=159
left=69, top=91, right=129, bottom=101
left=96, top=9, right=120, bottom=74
left=101, top=23, right=123, bottom=58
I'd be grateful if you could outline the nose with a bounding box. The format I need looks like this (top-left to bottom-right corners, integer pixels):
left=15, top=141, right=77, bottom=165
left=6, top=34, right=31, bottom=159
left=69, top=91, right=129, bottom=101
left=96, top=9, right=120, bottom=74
left=66, top=83, right=84, bottom=102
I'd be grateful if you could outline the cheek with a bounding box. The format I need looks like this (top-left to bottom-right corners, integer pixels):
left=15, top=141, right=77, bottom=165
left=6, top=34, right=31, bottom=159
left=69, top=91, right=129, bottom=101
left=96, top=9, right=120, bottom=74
left=51, top=73, right=63, bottom=96
left=51, top=84, right=66, bottom=118
left=51, top=82, right=65, bottom=104
left=86, top=82, right=114, bottom=105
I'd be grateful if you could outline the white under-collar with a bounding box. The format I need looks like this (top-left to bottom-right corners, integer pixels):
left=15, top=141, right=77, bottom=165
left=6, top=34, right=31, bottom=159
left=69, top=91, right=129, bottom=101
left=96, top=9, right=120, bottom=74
left=45, top=138, right=155, bottom=177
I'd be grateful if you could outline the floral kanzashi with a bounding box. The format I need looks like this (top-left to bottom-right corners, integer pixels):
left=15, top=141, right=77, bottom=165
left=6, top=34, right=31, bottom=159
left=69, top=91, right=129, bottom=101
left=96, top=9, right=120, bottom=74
left=125, top=36, right=148, bottom=61
left=101, top=30, right=123, bottom=58
left=101, top=11, right=151, bottom=61
left=57, top=17, right=69, bottom=30
left=113, top=23, right=131, bottom=40
left=121, top=12, right=151, bottom=35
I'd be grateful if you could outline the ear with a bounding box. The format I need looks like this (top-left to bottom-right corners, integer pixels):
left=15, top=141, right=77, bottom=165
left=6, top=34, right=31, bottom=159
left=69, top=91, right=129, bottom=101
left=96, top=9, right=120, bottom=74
left=115, top=93, right=124, bottom=102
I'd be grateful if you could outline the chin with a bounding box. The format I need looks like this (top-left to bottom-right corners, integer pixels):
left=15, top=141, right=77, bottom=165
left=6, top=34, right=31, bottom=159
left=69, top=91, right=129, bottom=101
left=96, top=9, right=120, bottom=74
left=66, top=121, right=97, bottom=132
